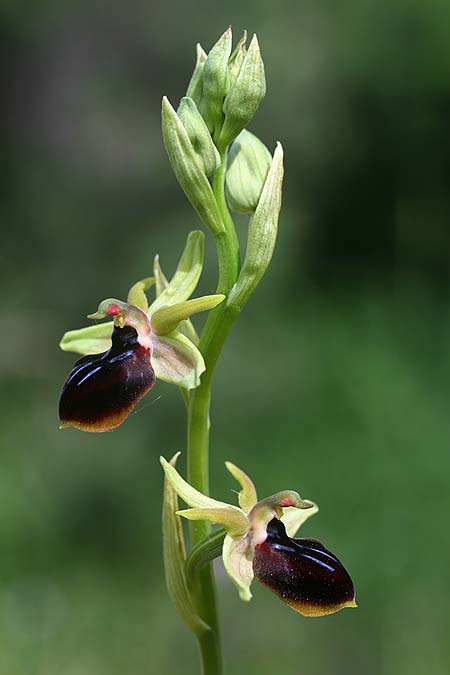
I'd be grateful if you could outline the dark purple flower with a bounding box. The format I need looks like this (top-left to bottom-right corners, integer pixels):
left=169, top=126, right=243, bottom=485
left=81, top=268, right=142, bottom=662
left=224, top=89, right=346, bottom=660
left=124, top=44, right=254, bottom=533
left=59, top=300, right=155, bottom=433
left=59, top=323, right=155, bottom=433
left=253, top=517, right=356, bottom=617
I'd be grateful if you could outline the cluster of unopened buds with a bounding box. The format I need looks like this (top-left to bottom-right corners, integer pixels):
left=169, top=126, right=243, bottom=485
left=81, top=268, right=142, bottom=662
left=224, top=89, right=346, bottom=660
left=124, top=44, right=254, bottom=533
left=58, top=25, right=356, bottom=666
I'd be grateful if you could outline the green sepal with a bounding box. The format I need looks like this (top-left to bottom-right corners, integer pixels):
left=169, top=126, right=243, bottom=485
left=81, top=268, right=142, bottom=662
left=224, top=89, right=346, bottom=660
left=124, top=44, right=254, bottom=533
left=178, top=97, right=220, bottom=178
left=127, top=277, right=154, bottom=312
left=162, top=453, right=210, bottom=636
left=151, top=294, right=225, bottom=336
left=162, top=97, right=224, bottom=236
left=227, top=30, right=247, bottom=85
left=152, top=240, right=199, bottom=345
left=225, top=461, right=257, bottom=512
left=186, top=43, right=207, bottom=108
left=150, top=230, right=205, bottom=314
left=152, top=331, right=205, bottom=389
left=59, top=322, right=113, bottom=356
left=220, top=34, right=266, bottom=148
left=200, top=26, right=232, bottom=136
left=161, top=454, right=249, bottom=539
left=227, top=143, right=284, bottom=310
left=225, top=130, right=271, bottom=215
left=160, top=455, right=238, bottom=510
left=153, top=254, right=170, bottom=298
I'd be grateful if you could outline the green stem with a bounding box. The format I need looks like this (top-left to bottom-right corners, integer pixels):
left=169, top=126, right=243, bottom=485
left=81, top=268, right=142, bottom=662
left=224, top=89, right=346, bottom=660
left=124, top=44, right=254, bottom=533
left=186, top=149, right=240, bottom=675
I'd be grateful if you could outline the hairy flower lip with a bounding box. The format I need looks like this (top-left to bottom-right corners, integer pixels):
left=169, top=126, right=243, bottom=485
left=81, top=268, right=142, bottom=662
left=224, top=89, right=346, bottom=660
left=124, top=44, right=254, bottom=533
left=59, top=324, right=155, bottom=433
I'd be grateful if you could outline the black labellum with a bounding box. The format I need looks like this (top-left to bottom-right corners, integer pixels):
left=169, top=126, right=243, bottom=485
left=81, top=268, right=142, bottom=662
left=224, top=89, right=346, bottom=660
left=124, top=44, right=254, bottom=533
left=59, top=325, right=155, bottom=432
left=253, top=517, right=356, bottom=617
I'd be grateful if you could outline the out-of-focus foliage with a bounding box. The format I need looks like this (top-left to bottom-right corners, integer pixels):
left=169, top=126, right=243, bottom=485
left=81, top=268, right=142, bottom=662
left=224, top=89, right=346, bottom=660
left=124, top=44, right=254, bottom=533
left=1, top=1, right=449, bottom=674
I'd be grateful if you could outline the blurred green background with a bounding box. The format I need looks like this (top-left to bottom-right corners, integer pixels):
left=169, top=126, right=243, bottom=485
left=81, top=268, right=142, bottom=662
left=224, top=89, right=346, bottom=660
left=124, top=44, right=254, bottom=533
left=2, top=1, right=450, bottom=673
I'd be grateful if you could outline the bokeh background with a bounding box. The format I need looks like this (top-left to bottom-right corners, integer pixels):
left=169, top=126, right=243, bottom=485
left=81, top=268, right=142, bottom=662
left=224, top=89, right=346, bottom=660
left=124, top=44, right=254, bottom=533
left=2, top=1, right=450, bottom=673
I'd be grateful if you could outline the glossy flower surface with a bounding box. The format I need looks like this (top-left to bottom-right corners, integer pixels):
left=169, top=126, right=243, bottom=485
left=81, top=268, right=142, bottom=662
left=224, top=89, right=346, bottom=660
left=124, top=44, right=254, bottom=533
left=59, top=231, right=224, bottom=432
left=161, top=457, right=356, bottom=617
left=253, top=517, right=355, bottom=617
left=60, top=321, right=155, bottom=433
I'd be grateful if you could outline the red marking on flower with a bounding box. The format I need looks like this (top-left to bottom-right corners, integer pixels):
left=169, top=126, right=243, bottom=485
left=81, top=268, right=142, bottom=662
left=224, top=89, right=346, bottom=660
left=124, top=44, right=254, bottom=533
left=107, top=304, right=121, bottom=316
left=280, top=497, right=294, bottom=507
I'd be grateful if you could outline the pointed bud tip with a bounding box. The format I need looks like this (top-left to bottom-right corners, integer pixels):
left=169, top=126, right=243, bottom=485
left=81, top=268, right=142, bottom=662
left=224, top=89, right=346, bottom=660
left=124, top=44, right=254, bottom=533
left=249, top=33, right=260, bottom=50
left=274, top=141, right=284, bottom=158
left=196, top=43, right=207, bottom=63
left=161, top=96, right=174, bottom=115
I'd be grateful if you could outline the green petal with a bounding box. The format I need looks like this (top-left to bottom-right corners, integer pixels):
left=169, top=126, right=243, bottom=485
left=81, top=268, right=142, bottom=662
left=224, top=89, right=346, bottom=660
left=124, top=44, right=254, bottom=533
left=177, top=507, right=248, bottom=538
left=151, top=295, right=224, bottom=336
left=150, top=230, right=205, bottom=315
left=59, top=322, right=113, bottom=356
left=225, top=461, right=258, bottom=512
left=127, top=277, right=154, bottom=312
left=222, top=534, right=254, bottom=602
left=151, top=331, right=205, bottom=389
left=281, top=503, right=319, bottom=538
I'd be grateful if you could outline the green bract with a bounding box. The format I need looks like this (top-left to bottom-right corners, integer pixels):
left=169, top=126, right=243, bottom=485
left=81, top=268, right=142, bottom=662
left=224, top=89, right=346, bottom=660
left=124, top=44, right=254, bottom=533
left=227, top=142, right=284, bottom=310
left=226, top=130, right=272, bottom=214
left=59, top=231, right=223, bottom=390
left=162, top=453, right=209, bottom=636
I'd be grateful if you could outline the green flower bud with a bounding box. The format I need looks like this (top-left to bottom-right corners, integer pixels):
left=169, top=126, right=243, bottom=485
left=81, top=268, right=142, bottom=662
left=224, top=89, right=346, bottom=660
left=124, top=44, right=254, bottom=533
left=161, top=96, right=224, bottom=235
left=219, top=34, right=266, bottom=149
left=225, top=129, right=271, bottom=215
left=186, top=43, right=207, bottom=108
left=178, top=97, right=220, bottom=178
left=200, top=27, right=232, bottom=137
left=227, top=30, right=247, bottom=85
left=227, top=143, right=284, bottom=310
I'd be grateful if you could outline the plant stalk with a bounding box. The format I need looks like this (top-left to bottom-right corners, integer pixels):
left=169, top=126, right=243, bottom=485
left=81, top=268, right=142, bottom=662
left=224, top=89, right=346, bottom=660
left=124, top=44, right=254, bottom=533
left=186, top=150, right=240, bottom=674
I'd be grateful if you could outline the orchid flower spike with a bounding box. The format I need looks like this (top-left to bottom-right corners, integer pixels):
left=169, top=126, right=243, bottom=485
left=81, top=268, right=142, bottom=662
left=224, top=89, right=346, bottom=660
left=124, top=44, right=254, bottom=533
left=161, top=457, right=356, bottom=618
left=58, top=231, right=224, bottom=432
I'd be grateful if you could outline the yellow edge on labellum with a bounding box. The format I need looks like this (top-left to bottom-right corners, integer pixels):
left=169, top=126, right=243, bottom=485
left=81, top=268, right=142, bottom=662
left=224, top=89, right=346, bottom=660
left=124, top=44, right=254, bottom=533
left=59, top=402, right=139, bottom=433
left=287, top=597, right=358, bottom=618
